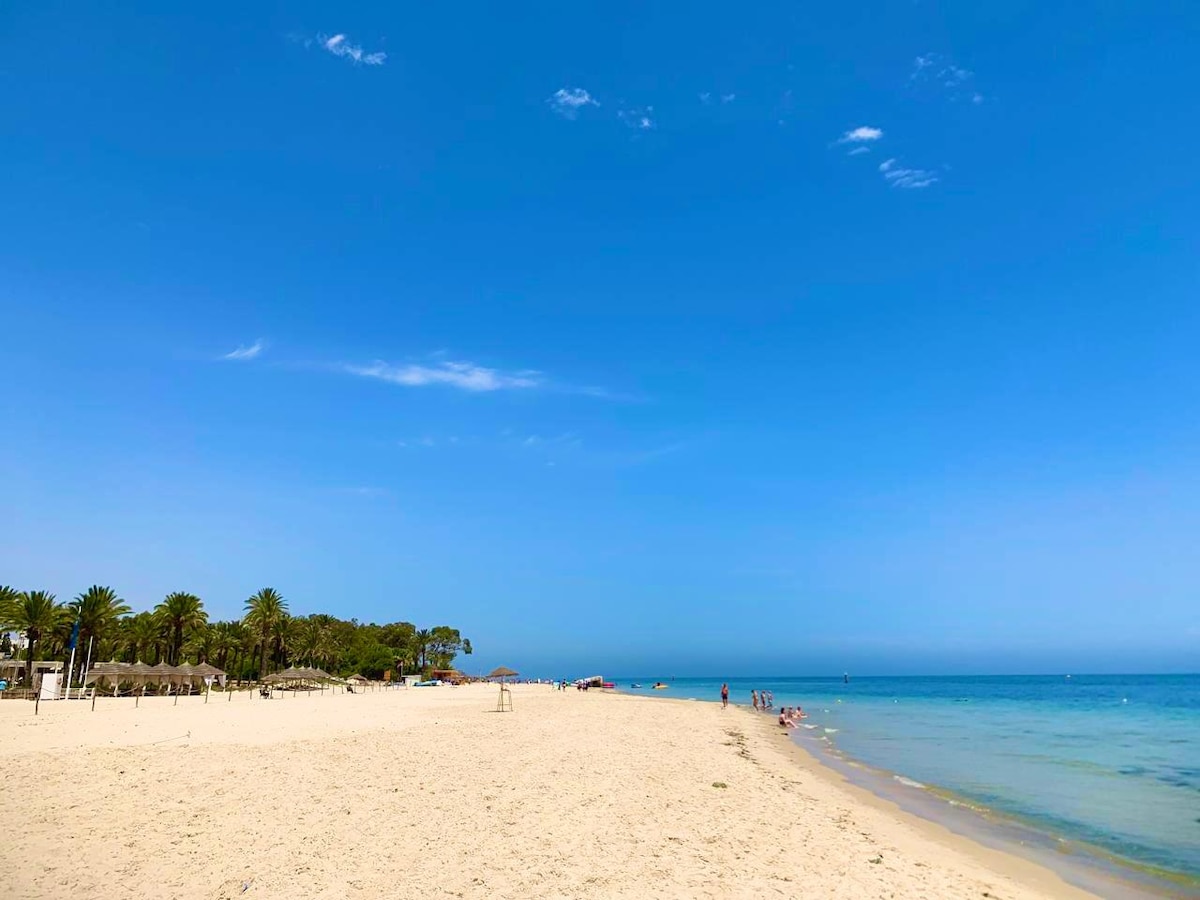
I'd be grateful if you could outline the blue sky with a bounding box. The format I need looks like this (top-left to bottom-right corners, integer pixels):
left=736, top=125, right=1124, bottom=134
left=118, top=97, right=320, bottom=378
left=2, top=2, right=1198, bottom=676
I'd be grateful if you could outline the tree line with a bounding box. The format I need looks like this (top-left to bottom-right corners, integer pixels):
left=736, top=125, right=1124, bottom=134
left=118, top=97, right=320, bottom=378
left=0, top=584, right=472, bottom=687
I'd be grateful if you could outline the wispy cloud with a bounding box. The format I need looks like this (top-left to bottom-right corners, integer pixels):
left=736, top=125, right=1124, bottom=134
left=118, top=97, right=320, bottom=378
left=223, top=339, right=266, bottom=361
left=720, top=93, right=736, bottom=104
left=548, top=88, right=599, bottom=119
left=911, top=54, right=981, bottom=103
left=879, top=158, right=938, bottom=189
left=618, top=106, right=655, bottom=130
left=345, top=359, right=542, bottom=392
left=848, top=146, right=871, bottom=156
left=316, top=33, right=386, bottom=66
left=837, top=125, right=884, bottom=144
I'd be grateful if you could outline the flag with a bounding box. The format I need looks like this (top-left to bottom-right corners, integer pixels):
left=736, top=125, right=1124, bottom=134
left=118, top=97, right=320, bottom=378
left=68, top=620, right=80, bottom=651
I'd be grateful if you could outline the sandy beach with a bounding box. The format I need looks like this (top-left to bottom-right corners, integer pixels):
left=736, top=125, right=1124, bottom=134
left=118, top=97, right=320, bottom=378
left=0, top=684, right=1097, bottom=899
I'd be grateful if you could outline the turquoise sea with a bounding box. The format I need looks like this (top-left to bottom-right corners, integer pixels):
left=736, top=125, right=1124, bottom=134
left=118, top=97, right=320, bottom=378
left=616, top=674, right=1200, bottom=895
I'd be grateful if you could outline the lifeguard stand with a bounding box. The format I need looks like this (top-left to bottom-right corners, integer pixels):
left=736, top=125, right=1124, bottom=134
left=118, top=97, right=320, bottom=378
left=488, top=666, right=518, bottom=712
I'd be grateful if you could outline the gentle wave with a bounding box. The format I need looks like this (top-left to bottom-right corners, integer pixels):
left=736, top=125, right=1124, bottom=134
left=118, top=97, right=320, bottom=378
left=893, top=775, right=927, bottom=790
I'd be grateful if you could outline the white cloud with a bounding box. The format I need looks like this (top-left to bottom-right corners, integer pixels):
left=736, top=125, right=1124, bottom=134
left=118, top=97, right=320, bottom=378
left=720, top=93, right=736, bottom=104
left=848, top=146, right=870, bottom=156
left=618, top=106, right=655, bottom=129
left=344, top=359, right=542, bottom=392
left=911, top=54, right=981, bottom=102
left=699, top=92, right=712, bottom=104
left=317, top=33, right=386, bottom=66
left=223, top=339, right=266, bottom=361
left=548, top=88, right=599, bottom=119
left=879, top=158, right=938, bottom=189
left=838, top=125, right=884, bottom=143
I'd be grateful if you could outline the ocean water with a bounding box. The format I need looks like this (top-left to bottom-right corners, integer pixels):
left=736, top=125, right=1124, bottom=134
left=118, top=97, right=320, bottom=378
left=617, top=675, right=1200, bottom=889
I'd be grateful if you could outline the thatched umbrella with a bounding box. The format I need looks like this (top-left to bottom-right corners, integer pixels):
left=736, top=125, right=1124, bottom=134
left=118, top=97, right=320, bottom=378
left=84, top=661, right=131, bottom=709
left=487, top=667, right=519, bottom=682
left=191, top=662, right=226, bottom=702
left=85, top=661, right=129, bottom=694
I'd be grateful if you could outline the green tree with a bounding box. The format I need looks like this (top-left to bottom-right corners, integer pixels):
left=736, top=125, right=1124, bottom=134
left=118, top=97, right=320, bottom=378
left=124, top=612, right=162, bottom=663
left=209, top=621, right=236, bottom=670
left=427, top=626, right=468, bottom=670
left=0, top=590, right=65, bottom=686
left=354, top=643, right=396, bottom=680
left=184, top=622, right=214, bottom=664
left=70, top=585, right=131, bottom=656
left=154, top=592, right=207, bottom=665
left=244, top=587, right=287, bottom=679
left=413, top=628, right=432, bottom=674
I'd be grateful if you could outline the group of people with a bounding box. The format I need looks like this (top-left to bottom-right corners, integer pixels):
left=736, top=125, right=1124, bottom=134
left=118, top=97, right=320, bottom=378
left=749, top=688, right=774, bottom=711
left=776, top=706, right=806, bottom=728
left=716, top=684, right=805, bottom=727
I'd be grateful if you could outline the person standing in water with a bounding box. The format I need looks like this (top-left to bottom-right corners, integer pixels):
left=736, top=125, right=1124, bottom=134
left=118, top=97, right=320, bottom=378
left=720, top=683, right=729, bottom=708
left=751, top=689, right=759, bottom=711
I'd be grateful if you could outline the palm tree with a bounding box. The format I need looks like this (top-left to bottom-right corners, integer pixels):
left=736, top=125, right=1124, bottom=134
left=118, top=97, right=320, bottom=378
left=70, top=585, right=131, bottom=656
left=0, top=590, right=65, bottom=687
left=414, top=629, right=432, bottom=675
left=154, top=592, right=207, bottom=665
left=244, top=587, right=287, bottom=679
left=232, top=621, right=255, bottom=683
left=270, top=614, right=294, bottom=669
left=124, top=612, right=161, bottom=663
left=0, top=585, right=21, bottom=659
left=184, top=623, right=214, bottom=664
left=209, top=621, right=236, bottom=670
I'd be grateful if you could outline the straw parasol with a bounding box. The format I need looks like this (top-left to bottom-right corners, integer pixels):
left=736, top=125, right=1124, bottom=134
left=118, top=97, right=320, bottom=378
left=487, top=667, right=519, bottom=682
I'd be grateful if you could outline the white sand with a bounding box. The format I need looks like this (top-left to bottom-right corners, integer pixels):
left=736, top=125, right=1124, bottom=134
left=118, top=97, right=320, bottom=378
left=0, top=684, right=1097, bottom=899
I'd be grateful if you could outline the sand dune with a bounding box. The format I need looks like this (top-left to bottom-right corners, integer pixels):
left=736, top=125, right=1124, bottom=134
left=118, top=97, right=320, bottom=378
left=0, top=683, right=1095, bottom=899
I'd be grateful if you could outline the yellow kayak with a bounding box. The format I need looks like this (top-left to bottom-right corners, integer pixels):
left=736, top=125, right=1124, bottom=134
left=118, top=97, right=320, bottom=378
left=652, top=683, right=669, bottom=689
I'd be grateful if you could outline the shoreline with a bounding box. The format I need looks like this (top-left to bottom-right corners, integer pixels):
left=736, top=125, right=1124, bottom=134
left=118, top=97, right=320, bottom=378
left=625, top=688, right=1194, bottom=899
left=0, top=683, right=1144, bottom=898
left=645, top=692, right=1099, bottom=900
left=789, top=725, right=1197, bottom=899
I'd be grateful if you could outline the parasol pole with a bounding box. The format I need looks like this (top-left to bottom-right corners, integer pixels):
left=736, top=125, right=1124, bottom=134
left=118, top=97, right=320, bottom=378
left=81, top=636, right=94, bottom=699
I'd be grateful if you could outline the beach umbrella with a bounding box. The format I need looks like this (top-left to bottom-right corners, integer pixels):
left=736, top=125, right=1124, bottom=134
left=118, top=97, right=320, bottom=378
left=128, top=662, right=159, bottom=706
left=487, top=667, right=519, bottom=681
left=192, top=662, right=226, bottom=701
